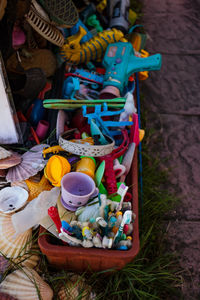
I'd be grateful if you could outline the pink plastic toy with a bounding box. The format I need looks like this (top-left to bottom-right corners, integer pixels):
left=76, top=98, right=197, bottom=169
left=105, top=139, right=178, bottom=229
left=12, top=23, right=26, bottom=49
left=36, top=120, right=49, bottom=141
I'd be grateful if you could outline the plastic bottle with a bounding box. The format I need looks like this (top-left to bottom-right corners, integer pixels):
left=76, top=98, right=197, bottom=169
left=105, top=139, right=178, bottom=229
left=76, top=156, right=96, bottom=179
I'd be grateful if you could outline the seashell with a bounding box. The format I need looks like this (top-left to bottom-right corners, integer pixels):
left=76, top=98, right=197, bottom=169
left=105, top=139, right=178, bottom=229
left=0, top=292, right=17, bottom=300
left=0, top=212, right=32, bottom=258
left=11, top=180, right=28, bottom=191
left=0, top=152, right=21, bottom=170
left=0, top=256, right=10, bottom=274
left=0, top=169, right=7, bottom=177
left=0, top=186, right=28, bottom=214
left=0, top=146, right=11, bottom=160
left=13, top=243, right=40, bottom=269
left=58, top=275, right=94, bottom=300
left=6, top=144, right=49, bottom=182
left=0, top=178, right=9, bottom=188
left=0, top=267, right=53, bottom=300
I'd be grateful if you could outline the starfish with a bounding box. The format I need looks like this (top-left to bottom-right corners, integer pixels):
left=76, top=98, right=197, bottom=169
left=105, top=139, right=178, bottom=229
left=25, top=175, right=53, bottom=201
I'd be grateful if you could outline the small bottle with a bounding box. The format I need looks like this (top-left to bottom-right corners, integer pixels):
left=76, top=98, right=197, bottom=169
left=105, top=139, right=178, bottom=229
left=82, top=226, right=93, bottom=240
left=76, top=156, right=96, bottom=178
left=115, top=211, right=123, bottom=226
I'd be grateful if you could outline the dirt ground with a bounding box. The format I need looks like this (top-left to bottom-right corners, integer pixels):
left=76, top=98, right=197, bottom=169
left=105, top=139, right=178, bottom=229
left=141, top=0, right=200, bottom=299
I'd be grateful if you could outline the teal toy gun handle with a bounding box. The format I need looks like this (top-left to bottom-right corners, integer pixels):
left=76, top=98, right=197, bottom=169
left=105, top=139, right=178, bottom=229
left=127, top=53, right=162, bottom=75
left=102, top=42, right=162, bottom=94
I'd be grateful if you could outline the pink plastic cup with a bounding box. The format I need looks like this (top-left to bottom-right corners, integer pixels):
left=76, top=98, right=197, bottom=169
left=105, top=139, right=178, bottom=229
left=61, top=172, right=99, bottom=211
left=36, top=120, right=49, bottom=141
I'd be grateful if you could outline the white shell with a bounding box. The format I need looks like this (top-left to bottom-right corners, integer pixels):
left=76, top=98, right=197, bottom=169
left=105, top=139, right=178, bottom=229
left=6, top=144, right=49, bottom=182
left=0, top=267, right=53, bottom=300
left=0, top=147, right=11, bottom=160
left=0, top=186, right=28, bottom=214
left=0, top=212, right=32, bottom=258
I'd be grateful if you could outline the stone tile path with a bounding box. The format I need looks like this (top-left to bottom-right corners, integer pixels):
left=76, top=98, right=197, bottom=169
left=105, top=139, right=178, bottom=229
left=141, top=0, right=200, bottom=298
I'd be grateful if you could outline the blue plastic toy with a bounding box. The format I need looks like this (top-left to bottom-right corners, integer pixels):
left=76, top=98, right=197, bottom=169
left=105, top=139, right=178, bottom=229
left=74, top=68, right=104, bottom=85
left=102, top=42, right=162, bottom=94
left=62, top=77, right=80, bottom=100
left=69, top=19, right=92, bottom=43
left=61, top=220, right=73, bottom=233
left=30, top=99, right=45, bottom=126
left=82, top=103, right=133, bottom=138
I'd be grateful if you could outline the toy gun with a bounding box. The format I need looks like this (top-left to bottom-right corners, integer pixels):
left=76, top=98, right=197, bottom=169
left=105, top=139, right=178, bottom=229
left=101, top=42, right=162, bottom=95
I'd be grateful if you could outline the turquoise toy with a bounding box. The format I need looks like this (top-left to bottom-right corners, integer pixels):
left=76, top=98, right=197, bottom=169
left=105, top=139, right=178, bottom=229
left=101, top=42, right=162, bottom=95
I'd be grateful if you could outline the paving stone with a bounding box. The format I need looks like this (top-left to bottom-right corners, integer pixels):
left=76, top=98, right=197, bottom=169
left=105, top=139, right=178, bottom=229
left=141, top=1, right=200, bottom=53
left=142, top=0, right=199, bottom=15
left=166, top=220, right=200, bottom=299
left=141, top=53, right=200, bottom=115
left=144, top=112, right=200, bottom=220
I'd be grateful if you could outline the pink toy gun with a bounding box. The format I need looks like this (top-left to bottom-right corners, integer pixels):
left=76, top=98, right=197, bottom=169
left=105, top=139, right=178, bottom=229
left=98, top=129, right=129, bottom=195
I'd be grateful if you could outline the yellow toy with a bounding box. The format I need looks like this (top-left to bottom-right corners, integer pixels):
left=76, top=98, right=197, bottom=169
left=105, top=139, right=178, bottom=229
left=25, top=175, right=53, bottom=202
left=60, top=27, right=127, bottom=64
left=96, top=0, right=107, bottom=13
left=44, top=155, right=71, bottom=187
left=76, top=156, right=96, bottom=179
left=138, top=50, right=149, bottom=81
left=69, top=137, right=94, bottom=145
left=42, top=145, right=66, bottom=158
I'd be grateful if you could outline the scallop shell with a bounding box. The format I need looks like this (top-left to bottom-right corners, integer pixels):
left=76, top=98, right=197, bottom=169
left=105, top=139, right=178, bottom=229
left=0, top=152, right=21, bottom=170
left=13, top=243, right=40, bottom=269
left=0, top=186, right=28, bottom=214
left=0, top=256, right=10, bottom=274
left=0, top=178, right=9, bottom=188
left=11, top=180, right=28, bottom=191
left=6, top=144, right=49, bottom=182
left=0, top=169, right=7, bottom=177
left=0, top=267, right=53, bottom=300
left=0, top=293, right=17, bottom=300
left=0, top=212, right=32, bottom=258
left=58, top=275, right=94, bottom=300
left=0, top=146, right=11, bottom=160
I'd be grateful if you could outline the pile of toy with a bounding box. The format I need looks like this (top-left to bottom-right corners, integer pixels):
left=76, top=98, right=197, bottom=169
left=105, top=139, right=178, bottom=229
left=0, top=0, right=162, bottom=298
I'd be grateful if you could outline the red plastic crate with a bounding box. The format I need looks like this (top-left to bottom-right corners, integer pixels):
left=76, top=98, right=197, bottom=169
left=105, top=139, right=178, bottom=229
left=38, top=150, right=139, bottom=272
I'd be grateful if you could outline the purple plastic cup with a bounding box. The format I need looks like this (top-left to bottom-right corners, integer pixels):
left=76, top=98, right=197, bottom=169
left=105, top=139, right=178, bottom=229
left=61, top=172, right=99, bottom=211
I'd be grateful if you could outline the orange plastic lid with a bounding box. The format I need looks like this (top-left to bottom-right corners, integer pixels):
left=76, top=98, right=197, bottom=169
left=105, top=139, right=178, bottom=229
left=44, top=155, right=71, bottom=187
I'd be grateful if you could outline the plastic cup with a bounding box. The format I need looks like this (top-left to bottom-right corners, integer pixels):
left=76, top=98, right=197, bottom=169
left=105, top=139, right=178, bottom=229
left=61, top=172, right=99, bottom=211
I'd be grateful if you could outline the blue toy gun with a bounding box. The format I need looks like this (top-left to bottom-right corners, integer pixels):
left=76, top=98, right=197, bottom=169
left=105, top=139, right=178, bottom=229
left=102, top=42, right=162, bottom=94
